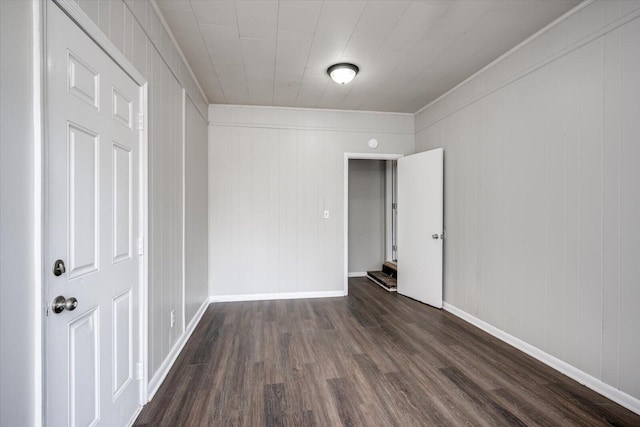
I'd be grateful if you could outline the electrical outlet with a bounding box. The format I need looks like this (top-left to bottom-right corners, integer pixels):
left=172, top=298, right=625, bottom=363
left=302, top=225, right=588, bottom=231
left=170, top=309, right=176, bottom=328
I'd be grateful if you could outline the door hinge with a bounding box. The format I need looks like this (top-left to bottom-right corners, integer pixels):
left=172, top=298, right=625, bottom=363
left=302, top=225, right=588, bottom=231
left=392, top=203, right=397, bottom=210
left=137, top=362, right=144, bottom=380
left=392, top=245, right=397, bottom=252
left=138, top=237, right=144, bottom=255
left=138, top=112, right=144, bottom=131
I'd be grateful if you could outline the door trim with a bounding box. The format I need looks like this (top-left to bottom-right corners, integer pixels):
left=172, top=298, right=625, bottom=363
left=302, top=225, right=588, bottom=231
left=34, top=2, right=45, bottom=426
left=52, top=0, right=145, bottom=85
left=385, top=161, right=398, bottom=263
left=343, top=153, right=404, bottom=296
left=42, top=1, right=149, bottom=424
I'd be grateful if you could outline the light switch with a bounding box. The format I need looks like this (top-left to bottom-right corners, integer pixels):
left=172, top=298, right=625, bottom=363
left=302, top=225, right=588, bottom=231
left=323, top=210, right=330, bottom=219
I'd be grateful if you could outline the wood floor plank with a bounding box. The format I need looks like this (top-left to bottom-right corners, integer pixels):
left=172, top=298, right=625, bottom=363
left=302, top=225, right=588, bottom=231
left=439, top=366, right=527, bottom=426
left=134, top=278, right=640, bottom=426
left=326, top=377, right=365, bottom=427
left=351, top=353, right=405, bottom=425
left=263, top=383, right=286, bottom=427
left=489, top=387, right=565, bottom=427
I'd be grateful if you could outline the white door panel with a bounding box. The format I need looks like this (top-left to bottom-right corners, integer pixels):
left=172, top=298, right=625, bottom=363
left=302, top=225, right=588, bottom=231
left=46, top=3, right=142, bottom=425
left=68, top=123, right=100, bottom=277
left=397, top=148, right=444, bottom=308
left=68, top=308, right=100, bottom=427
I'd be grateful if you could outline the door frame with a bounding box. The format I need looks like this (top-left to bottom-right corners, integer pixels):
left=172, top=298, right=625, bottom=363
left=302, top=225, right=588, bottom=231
left=385, top=160, right=397, bottom=263
left=41, top=0, right=149, bottom=423
left=343, top=153, right=404, bottom=296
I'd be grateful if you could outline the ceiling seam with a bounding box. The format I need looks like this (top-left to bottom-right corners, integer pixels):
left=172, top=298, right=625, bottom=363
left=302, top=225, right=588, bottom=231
left=293, top=0, right=324, bottom=108
left=187, top=0, right=229, bottom=103
left=377, top=1, right=450, bottom=112
left=403, top=1, right=499, bottom=113
left=271, top=0, right=281, bottom=105
left=232, top=0, right=251, bottom=104
left=354, top=0, right=412, bottom=111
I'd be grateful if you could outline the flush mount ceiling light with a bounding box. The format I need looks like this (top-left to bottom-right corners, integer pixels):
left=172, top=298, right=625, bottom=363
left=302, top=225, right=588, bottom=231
left=327, top=63, right=359, bottom=85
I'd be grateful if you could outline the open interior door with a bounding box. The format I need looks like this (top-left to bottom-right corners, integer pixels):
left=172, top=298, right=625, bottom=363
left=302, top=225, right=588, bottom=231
left=397, top=148, right=443, bottom=308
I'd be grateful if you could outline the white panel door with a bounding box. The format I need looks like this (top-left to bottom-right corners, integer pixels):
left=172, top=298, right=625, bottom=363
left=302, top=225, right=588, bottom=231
left=46, top=3, right=142, bottom=426
left=397, top=148, right=444, bottom=308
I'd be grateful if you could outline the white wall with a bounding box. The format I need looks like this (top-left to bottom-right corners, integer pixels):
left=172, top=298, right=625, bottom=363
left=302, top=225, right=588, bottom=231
left=185, top=96, right=209, bottom=324
left=147, top=49, right=185, bottom=378
left=209, top=105, right=413, bottom=298
left=0, top=2, right=40, bottom=424
left=415, top=0, right=640, bottom=405
left=68, top=0, right=210, bottom=387
left=348, top=160, right=386, bottom=273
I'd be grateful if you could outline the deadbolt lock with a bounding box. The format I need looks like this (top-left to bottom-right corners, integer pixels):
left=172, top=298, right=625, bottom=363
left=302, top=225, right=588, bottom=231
left=52, top=259, right=66, bottom=276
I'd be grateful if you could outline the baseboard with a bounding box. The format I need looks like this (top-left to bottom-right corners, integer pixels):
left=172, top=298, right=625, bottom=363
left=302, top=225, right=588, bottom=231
left=443, top=302, right=640, bottom=416
left=348, top=272, right=367, bottom=277
left=209, top=290, right=345, bottom=303
left=126, top=404, right=143, bottom=427
left=146, top=298, right=209, bottom=401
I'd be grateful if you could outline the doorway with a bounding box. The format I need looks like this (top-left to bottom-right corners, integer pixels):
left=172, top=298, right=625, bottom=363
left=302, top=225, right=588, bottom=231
left=343, top=153, right=403, bottom=295
left=347, top=159, right=398, bottom=291
left=343, top=149, right=444, bottom=308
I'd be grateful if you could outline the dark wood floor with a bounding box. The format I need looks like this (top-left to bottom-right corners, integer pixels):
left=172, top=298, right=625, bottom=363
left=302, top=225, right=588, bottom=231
left=134, top=278, right=640, bottom=426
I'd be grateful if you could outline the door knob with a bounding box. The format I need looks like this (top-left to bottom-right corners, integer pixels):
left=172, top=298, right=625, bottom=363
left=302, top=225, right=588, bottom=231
left=432, top=234, right=440, bottom=239
left=52, top=296, right=78, bottom=314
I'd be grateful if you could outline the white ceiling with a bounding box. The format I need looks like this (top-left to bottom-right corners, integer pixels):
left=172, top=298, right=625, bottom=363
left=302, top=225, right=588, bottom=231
left=156, top=0, right=581, bottom=113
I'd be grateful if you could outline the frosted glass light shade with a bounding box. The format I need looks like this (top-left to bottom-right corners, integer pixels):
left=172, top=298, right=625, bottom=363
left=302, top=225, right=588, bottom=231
left=327, top=63, right=359, bottom=85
